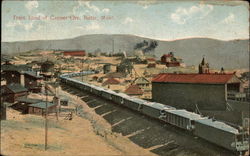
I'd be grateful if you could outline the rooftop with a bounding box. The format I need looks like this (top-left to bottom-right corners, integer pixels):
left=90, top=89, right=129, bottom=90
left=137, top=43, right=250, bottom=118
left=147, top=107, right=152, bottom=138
left=152, top=73, right=239, bottom=84
left=5, top=83, right=28, bottom=93
left=24, top=71, right=43, bottom=79
left=16, top=97, right=42, bottom=104
left=124, top=85, right=143, bottom=95
left=29, top=102, right=55, bottom=109
left=102, top=77, right=120, bottom=86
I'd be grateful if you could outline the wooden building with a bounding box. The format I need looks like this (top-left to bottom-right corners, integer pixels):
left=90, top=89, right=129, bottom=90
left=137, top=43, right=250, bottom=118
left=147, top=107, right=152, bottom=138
left=124, top=84, right=143, bottom=97
left=2, top=70, right=21, bottom=85
left=132, top=77, right=151, bottom=99
left=14, top=97, right=42, bottom=114
left=28, top=102, right=56, bottom=116
left=24, top=71, right=43, bottom=93
left=2, top=83, right=28, bottom=103
left=152, top=73, right=244, bottom=111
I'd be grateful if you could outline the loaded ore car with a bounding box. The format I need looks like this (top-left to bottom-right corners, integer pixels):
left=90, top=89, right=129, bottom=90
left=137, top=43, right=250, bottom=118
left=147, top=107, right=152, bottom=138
left=91, top=85, right=103, bottom=96
left=141, top=102, right=175, bottom=119
left=101, top=89, right=116, bottom=100
left=163, top=109, right=203, bottom=130
left=111, top=92, right=129, bottom=104
left=194, top=118, right=249, bottom=152
left=123, top=96, right=145, bottom=111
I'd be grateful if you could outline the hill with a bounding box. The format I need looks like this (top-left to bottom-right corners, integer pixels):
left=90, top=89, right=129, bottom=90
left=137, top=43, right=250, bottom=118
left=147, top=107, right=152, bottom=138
left=1, top=34, right=249, bottom=69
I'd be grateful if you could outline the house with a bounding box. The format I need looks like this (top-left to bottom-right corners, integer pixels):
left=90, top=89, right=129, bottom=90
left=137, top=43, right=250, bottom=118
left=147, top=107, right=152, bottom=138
left=1, top=70, right=21, bottom=85
left=62, top=50, right=86, bottom=56
left=132, top=77, right=151, bottom=99
left=152, top=73, right=244, bottom=111
left=2, top=83, right=28, bottom=103
left=103, top=64, right=111, bottom=74
left=102, top=77, right=120, bottom=86
left=24, top=71, right=43, bottom=93
left=147, top=63, right=156, bottom=68
left=28, top=102, right=56, bottom=116
left=13, top=97, right=43, bottom=114
left=161, top=52, right=182, bottom=67
left=41, top=60, right=54, bottom=73
left=103, top=72, right=127, bottom=79
left=124, top=85, right=143, bottom=97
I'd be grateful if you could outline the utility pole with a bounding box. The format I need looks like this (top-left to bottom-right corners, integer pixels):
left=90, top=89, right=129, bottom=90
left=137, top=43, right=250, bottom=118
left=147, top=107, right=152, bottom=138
left=45, top=84, right=48, bottom=150
left=82, top=58, right=84, bottom=82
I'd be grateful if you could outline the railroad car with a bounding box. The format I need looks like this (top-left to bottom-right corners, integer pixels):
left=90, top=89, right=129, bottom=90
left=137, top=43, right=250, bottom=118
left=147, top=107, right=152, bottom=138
left=162, top=109, right=204, bottom=130
left=101, top=89, right=117, bottom=100
left=91, top=85, right=103, bottom=96
left=123, top=97, right=145, bottom=111
left=140, top=102, right=175, bottom=119
left=111, top=92, right=129, bottom=104
left=194, top=118, right=249, bottom=152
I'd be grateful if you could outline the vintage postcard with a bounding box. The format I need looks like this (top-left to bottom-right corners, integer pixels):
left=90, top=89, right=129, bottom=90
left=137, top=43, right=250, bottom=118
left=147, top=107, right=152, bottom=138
left=1, top=0, right=249, bottom=156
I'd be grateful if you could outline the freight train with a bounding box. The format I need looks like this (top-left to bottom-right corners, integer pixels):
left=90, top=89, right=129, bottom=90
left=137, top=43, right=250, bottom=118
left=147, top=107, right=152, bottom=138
left=59, top=71, right=249, bottom=154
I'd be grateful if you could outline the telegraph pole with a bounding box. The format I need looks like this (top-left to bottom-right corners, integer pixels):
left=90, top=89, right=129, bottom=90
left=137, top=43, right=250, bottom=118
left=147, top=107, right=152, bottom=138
left=82, top=58, right=84, bottom=82
left=45, top=84, right=48, bottom=150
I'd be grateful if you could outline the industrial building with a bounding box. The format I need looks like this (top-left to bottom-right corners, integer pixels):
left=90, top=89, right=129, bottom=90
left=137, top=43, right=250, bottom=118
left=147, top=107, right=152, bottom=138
left=152, top=73, right=243, bottom=111
left=62, top=50, right=86, bottom=56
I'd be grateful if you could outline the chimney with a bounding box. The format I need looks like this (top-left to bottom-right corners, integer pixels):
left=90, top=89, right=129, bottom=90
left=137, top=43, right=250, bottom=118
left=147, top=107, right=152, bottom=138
left=20, top=74, right=25, bottom=86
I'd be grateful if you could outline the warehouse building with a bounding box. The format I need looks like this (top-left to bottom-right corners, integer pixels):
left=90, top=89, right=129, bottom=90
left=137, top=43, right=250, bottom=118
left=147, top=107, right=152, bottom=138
left=152, top=73, right=243, bottom=111
left=62, top=50, right=86, bottom=56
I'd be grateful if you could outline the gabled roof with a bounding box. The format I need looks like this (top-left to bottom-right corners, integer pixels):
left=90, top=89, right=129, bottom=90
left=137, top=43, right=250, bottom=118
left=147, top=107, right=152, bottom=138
left=16, top=97, right=42, bottom=104
left=24, top=71, right=43, bottom=79
left=102, top=77, right=120, bottom=86
left=133, top=77, right=150, bottom=85
left=152, top=73, right=239, bottom=84
left=124, top=85, right=143, bottom=95
left=29, top=102, right=55, bottom=109
left=5, top=83, right=28, bottom=93
left=103, top=72, right=126, bottom=78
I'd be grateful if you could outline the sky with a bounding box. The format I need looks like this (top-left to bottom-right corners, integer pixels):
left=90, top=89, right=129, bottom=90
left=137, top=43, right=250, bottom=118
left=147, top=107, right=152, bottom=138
left=2, top=0, right=249, bottom=42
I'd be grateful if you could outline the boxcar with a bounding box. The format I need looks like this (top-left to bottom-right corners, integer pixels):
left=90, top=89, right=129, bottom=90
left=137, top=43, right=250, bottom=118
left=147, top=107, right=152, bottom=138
left=194, top=118, right=249, bottom=152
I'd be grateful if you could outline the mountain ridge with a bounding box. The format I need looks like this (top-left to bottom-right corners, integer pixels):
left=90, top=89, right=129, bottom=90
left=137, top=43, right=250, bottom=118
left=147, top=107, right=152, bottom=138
left=1, top=34, right=249, bottom=69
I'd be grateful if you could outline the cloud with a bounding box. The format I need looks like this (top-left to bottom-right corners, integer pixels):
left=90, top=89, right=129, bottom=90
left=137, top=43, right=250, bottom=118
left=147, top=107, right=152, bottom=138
left=222, top=13, right=235, bottom=24
left=170, top=4, right=213, bottom=24
left=102, top=8, right=110, bottom=13
left=6, top=20, right=34, bottom=30
left=73, top=1, right=110, bottom=15
left=79, top=1, right=100, bottom=12
left=123, top=17, right=134, bottom=24
left=77, top=22, right=101, bottom=31
left=25, top=0, right=39, bottom=11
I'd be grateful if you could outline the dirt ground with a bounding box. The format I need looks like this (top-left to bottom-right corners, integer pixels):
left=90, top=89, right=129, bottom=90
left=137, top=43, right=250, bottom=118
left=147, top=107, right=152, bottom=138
left=0, top=89, right=156, bottom=156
